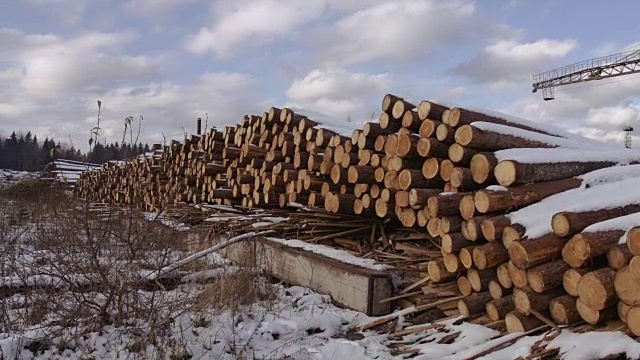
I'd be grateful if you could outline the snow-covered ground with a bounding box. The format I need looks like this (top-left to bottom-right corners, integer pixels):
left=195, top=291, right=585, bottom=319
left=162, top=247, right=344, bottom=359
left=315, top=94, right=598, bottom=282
left=0, top=169, right=38, bottom=186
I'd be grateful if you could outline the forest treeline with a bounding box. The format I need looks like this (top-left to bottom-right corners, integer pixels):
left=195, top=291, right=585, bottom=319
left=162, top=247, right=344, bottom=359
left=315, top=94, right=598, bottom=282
left=0, top=131, right=150, bottom=172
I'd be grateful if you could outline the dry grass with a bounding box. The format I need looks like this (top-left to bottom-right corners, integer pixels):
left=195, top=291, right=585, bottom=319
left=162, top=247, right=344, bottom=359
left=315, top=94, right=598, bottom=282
left=0, top=180, right=279, bottom=358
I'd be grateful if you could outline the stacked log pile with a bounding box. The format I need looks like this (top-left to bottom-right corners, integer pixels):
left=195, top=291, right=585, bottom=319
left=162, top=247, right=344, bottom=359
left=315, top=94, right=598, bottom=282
left=76, top=93, right=640, bottom=337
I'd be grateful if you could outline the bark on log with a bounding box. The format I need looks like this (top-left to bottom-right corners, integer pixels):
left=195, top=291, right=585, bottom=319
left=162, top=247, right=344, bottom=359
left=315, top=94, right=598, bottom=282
left=398, top=169, right=444, bottom=190
left=419, top=119, right=441, bottom=138
left=446, top=107, right=561, bottom=136
left=448, top=144, right=477, bottom=166
left=428, top=259, right=458, bottom=283
left=489, top=279, right=512, bottom=300
left=480, top=216, right=511, bottom=242
left=608, top=244, right=633, bottom=270
left=427, top=193, right=467, bottom=218
left=577, top=267, right=617, bottom=311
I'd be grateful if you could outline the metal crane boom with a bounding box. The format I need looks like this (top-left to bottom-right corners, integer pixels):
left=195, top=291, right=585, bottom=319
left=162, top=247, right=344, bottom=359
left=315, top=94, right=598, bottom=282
left=532, top=48, right=640, bottom=100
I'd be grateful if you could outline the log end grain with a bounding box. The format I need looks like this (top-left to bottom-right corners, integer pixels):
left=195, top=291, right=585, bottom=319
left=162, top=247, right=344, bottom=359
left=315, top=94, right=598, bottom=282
left=494, top=160, right=517, bottom=187
left=551, top=213, right=571, bottom=238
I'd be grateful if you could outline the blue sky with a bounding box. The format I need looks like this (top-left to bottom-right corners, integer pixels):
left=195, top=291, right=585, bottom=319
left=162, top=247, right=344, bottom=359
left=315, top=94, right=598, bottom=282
left=2, top=0, right=640, bottom=150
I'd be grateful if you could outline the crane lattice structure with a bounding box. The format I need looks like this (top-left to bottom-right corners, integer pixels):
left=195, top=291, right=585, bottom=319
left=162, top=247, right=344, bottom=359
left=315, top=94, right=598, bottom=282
left=624, top=125, right=634, bottom=149
left=532, top=48, right=640, bottom=101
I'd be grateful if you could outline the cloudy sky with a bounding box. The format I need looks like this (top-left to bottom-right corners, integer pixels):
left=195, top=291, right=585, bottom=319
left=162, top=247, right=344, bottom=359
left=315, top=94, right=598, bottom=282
left=2, top=0, right=640, bottom=151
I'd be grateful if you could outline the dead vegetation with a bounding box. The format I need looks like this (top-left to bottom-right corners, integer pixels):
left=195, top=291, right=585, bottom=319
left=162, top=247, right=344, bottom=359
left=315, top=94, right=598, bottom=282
left=0, top=181, right=280, bottom=359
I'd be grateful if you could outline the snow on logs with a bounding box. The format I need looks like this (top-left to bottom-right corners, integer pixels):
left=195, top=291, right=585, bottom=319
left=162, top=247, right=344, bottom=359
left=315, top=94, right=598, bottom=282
left=75, top=92, right=640, bottom=332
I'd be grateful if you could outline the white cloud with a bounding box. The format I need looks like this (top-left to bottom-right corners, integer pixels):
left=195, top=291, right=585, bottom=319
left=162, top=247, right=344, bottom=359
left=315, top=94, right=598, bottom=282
left=0, top=29, right=159, bottom=100
left=186, top=0, right=326, bottom=57
left=285, top=68, right=390, bottom=122
left=22, top=0, right=88, bottom=24
left=322, top=0, right=478, bottom=65
left=450, top=38, right=577, bottom=85
left=124, top=0, right=204, bottom=15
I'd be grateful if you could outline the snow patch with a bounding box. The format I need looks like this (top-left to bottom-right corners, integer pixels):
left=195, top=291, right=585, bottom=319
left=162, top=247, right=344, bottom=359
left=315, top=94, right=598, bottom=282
left=547, top=330, right=640, bottom=360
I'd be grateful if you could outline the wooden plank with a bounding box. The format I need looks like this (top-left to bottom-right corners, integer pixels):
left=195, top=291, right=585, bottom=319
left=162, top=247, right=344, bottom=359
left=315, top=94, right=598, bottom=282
left=215, top=235, right=393, bottom=316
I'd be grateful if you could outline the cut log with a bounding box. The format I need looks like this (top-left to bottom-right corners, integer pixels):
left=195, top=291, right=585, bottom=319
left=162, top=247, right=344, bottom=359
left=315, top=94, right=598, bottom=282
left=626, top=306, right=640, bottom=336
left=552, top=206, right=640, bottom=238
left=428, top=260, right=457, bottom=283
left=459, top=247, right=475, bottom=269
left=398, top=169, right=444, bottom=190
left=615, top=266, right=640, bottom=306
left=391, top=98, right=415, bottom=120
left=347, top=165, right=376, bottom=184
left=459, top=195, right=477, bottom=221
left=455, top=125, right=555, bottom=151
left=427, top=193, right=467, bottom=218
left=508, top=261, right=528, bottom=289
left=401, top=110, right=421, bottom=131
left=505, top=311, right=545, bottom=333
left=417, top=100, right=449, bottom=121
left=526, top=259, right=570, bottom=293
left=462, top=217, right=485, bottom=242
left=549, top=295, right=581, bottom=325
left=395, top=134, right=420, bottom=157
left=576, top=299, right=617, bottom=325
left=448, top=144, right=477, bottom=166
left=469, top=153, right=497, bottom=185
left=480, top=216, right=511, bottom=242
left=439, top=216, right=463, bottom=234
left=457, top=276, right=473, bottom=296
left=450, top=167, right=478, bottom=191
left=513, top=286, right=564, bottom=316
left=416, top=138, right=449, bottom=158
left=562, top=230, right=625, bottom=268
left=446, top=107, right=561, bottom=136
left=489, top=279, right=512, bottom=300
left=563, top=267, right=596, bottom=298
left=458, top=291, right=493, bottom=316
left=444, top=253, right=462, bottom=273
left=577, top=267, right=617, bottom=310
left=436, top=123, right=455, bottom=144
left=495, top=160, right=619, bottom=187
left=441, top=233, right=469, bottom=254
left=439, top=159, right=454, bottom=182
left=497, top=263, right=513, bottom=290
left=509, top=234, right=569, bottom=270
left=419, top=119, right=441, bottom=138
left=608, top=244, right=633, bottom=270
left=474, top=178, right=582, bottom=214
left=486, top=295, right=514, bottom=321
left=628, top=227, right=640, bottom=256
left=619, top=301, right=632, bottom=323
left=422, top=157, right=444, bottom=179
left=409, top=188, right=440, bottom=207
left=473, top=242, right=509, bottom=270
left=468, top=268, right=497, bottom=292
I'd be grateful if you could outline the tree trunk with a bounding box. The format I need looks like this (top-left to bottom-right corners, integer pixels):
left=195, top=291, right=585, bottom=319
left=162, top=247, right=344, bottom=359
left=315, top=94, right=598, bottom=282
left=417, top=100, right=449, bottom=121
left=513, top=286, right=565, bottom=316
left=458, top=291, right=493, bottom=316
left=486, top=295, right=514, bottom=321
left=577, top=267, right=617, bottom=310
left=473, top=242, right=509, bottom=270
